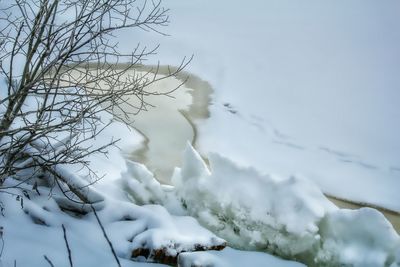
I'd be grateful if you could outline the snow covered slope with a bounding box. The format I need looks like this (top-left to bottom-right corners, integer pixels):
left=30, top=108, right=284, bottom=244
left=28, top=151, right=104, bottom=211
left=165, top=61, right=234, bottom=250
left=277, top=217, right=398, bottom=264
left=0, top=103, right=302, bottom=267
left=119, top=0, right=400, bottom=212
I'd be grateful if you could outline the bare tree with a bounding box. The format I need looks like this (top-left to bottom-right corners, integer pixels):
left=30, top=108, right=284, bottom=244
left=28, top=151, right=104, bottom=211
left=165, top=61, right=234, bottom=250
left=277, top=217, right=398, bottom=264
left=0, top=0, right=189, bottom=204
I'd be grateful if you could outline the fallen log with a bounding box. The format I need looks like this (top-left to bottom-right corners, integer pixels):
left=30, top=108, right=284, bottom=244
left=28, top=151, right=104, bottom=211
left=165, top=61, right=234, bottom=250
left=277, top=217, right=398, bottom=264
left=131, top=242, right=227, bottom=266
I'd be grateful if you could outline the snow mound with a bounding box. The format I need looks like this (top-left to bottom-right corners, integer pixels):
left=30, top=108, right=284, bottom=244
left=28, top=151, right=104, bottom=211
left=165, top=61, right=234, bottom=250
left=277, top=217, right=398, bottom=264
left=121, top=160, right=185, bottom=215
left=99, top=200, right=226, bottom=262
left=122, top=160, right=167, bottom=205
left=172, top=144, right=336, bottom=257
left=0, top=180, right=226, bottom=266
left=125, top=144, right=400, bottom=266
left=317, top=208, right=400, bottom=267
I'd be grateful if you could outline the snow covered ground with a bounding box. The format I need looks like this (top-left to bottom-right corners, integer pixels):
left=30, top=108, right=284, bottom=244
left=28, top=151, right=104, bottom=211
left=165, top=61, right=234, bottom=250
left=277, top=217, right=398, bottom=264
left=178, top=247, right=305, bottom=267
left=2, top=0, right=400, bottom=266
left=118, top=0, right=400, bottom=212
left=0, top=107, right=305, bottom=267
left=2, top=65, right=398, bottom=266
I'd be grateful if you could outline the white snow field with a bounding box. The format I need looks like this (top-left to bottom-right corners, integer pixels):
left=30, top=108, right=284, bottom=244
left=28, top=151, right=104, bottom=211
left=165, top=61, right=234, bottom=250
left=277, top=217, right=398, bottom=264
left=117, top=0, right=400, bottom=212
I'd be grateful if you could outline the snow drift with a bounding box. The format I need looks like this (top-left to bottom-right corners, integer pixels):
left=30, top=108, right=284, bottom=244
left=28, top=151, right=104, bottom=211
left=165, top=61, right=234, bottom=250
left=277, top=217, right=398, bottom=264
left=123, top=144, right=400, bottom=266
left=0, top=177, right=226, bottom=266
left=0, top=102, right=226, bottom=266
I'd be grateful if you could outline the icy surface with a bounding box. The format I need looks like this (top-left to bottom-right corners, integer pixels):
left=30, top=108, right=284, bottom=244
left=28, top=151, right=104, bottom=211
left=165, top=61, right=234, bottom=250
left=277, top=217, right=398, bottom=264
left=117, top=0, right=400, bottom=212
left=172, top=145, right=335, bottom=255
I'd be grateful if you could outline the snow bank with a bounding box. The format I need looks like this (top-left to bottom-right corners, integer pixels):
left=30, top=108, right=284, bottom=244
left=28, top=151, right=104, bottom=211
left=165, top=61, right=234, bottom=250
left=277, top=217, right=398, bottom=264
left=98, top=200, right=225, bottom=262
left=178, top=247, right=305, bottom=267
left=0, top=102, right=225, bottom=267
left=172, top=145, right=336, bottom=256
left=316, top=208, right=400, bottom=267
left=124, top=144, right=400, bottom=266
left=0, top=177, right=225, bottom=267
left=0, top=186, right=149, bottom=267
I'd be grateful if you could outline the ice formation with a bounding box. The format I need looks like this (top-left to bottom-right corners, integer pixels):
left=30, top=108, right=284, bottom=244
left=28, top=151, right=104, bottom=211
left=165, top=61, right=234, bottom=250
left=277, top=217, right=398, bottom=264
left=123, top=144, right=400, bottom=266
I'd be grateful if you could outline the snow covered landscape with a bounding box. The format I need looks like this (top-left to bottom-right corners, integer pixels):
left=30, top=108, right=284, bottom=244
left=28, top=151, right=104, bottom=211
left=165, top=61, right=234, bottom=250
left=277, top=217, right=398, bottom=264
left=1, top=0, right=400, bottom=266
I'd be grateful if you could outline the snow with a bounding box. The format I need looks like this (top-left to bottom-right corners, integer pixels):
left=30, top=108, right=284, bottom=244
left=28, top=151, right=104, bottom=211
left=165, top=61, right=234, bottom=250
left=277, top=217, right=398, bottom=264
left=2, top=0, right=400, bottom=266
left=2, top=63, right=399, bottom=267
left=1, top=90, right=301, bottom=267
left=124, top=144, right=400, bottom=266
left=178, top=247, right=305, bottom=267
left=0, top=186, right=146, bottom=267
left=1, top=137, right=309, bottom=267
left=171, top=144, right=335, bottom=254
left=0, top=172, right=225, bottom=267
left=117, top=0, right=400, bottom=212
left=0, top=84, right=226, bottom=266
left=317, top=208, right=400, bottom=267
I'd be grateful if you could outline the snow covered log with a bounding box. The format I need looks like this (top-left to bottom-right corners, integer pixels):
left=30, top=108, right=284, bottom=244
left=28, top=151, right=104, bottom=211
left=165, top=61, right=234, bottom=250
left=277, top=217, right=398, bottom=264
left=131, top=242, right=226, bottom=266
left=89, top=201, right=226, bottom=265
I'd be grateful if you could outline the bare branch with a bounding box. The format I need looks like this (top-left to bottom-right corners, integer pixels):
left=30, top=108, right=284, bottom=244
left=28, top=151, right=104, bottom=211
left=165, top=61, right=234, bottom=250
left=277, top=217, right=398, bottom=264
left=62, top=224, right=74, bottom=267
left=91, top=204, right=121, bottom=267
left=0, top=0, right=188, bottom=194
left=43, top=255, right=55, bottom=267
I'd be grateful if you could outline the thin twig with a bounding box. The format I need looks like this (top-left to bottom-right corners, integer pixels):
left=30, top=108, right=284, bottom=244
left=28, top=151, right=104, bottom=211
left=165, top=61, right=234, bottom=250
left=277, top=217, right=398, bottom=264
left=43, top=255, right=55, bottom=267
left=90, top=204, right=121, bottom=267
left=62, top=224, right=73, bottom=267
left=0, top=226, right=4, bottom=258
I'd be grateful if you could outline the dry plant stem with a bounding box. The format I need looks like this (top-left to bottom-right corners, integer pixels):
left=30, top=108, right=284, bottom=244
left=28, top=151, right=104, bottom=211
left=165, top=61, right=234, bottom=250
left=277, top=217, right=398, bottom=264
left=62, top=224, right=74, bottom=267
left=91, top=204, right=122, bottom=267
left=43, top=255, right=55, bottom=267
left=0, top=227, right=4, bottom=259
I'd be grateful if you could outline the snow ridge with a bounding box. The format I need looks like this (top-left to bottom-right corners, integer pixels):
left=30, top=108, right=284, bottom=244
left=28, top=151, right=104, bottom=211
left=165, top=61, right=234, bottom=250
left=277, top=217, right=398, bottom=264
left=124, top=144, right=400, bottom=266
